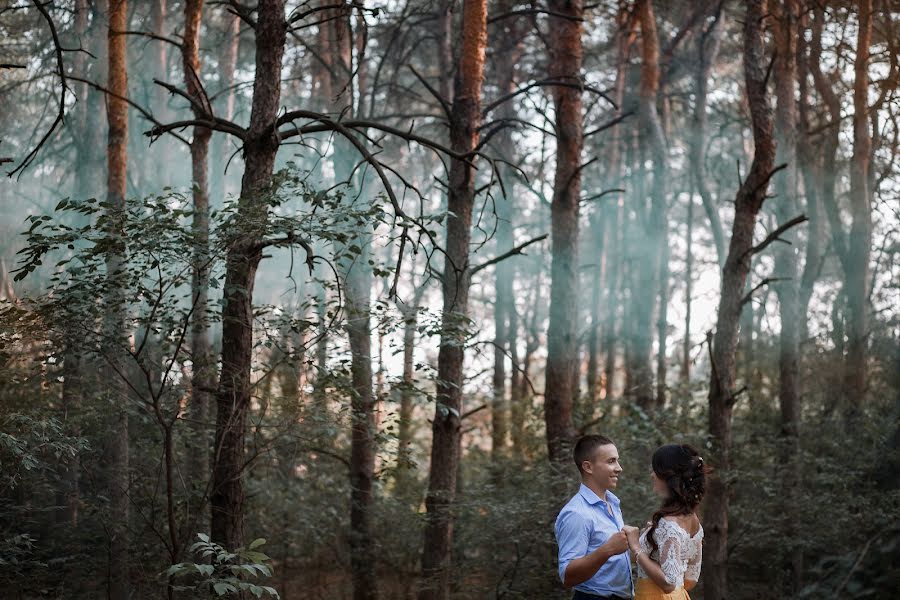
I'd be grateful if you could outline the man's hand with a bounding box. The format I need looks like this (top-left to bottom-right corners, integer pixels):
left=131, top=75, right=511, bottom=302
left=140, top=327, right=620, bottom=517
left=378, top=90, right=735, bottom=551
left=622, top=525, right=640, bottom=553
left=602, top=528, right=629, bottom=555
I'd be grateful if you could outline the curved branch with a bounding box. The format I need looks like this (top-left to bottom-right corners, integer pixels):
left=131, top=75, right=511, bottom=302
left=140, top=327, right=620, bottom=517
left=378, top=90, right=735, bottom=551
left=8, top=1, right=69, bottom=178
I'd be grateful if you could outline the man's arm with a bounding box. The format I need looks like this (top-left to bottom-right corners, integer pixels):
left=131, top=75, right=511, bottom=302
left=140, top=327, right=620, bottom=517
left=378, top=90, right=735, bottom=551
left=556, top=510, right=630, bottom=588
left=563, top=530, right=629, bottom=587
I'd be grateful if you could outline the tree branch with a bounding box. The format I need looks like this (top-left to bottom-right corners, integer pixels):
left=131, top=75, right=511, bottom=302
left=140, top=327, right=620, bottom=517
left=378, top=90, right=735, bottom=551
left=745, top=214, right=808, bottom=259
left=470, top=234, right=548, bottom=276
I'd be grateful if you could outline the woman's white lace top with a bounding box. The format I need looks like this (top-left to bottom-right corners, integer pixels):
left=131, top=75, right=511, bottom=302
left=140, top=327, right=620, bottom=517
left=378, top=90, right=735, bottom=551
left=636, top=518, right=703, bottom=590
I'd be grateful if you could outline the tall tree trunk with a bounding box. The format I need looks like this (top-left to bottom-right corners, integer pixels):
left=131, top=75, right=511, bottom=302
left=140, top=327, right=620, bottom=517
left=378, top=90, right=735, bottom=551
left=632, top=0, right=666, bottom=412
left=324, top=4, right=379, bottom=597
left=846, top=0, right=873, bottom=409
left=210, top=0, right=286, bottom=551
left=543, top=0, right=583, bottom=467
left=489, top=0, right=526, bottom=459
left=106, top=1, right=130, bottom=597
left=210, top=10, right=240, bottom=205
left=397, top=283, right=425, bottom=482
left=797, top=11, right=826, bottom=348
left=58, top=0, right=96, bottom=529
left=682, top=190, right=693, bottom=383
left=705, top=2, right=775, bottom=598
left=182, top=0, right=214, bottom=515
left=690, top=1, right=725, bottom=270
left=773, top=1, right=803, bottom=593
left=588, top=4, right=633, bottom=405
left=419, top=1, right=487, bottom=597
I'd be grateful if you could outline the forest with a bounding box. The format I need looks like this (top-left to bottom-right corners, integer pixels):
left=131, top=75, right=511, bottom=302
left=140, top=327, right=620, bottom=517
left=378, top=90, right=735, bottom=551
left=0, top=0, right=898, bottom=599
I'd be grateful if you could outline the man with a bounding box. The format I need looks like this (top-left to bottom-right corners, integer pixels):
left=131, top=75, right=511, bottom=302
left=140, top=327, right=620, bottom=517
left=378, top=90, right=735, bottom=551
left=555, top=434, right=636, bottom=600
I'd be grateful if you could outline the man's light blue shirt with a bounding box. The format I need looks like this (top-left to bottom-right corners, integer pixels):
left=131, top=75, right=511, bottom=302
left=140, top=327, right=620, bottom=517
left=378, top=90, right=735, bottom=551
left=555, top=483, right=633, bottom=598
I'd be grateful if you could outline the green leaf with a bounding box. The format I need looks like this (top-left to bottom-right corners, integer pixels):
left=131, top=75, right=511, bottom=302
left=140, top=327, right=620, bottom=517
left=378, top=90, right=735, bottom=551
left=248, top=538, right=266, bottom=550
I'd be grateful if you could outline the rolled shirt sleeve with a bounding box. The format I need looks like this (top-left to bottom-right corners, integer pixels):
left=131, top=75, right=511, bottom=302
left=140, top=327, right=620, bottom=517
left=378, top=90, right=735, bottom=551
left=555, top=508, right=590, bottom=584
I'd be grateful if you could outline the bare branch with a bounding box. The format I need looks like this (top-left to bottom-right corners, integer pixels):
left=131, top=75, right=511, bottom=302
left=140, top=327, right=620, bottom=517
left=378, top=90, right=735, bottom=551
left=8, top=1, right=69, bottom=178
left=740, top=276, right=788, bottom=306
left=470, top=234, right=549, bottom=276
left=745, top=214, right=808, bottom=259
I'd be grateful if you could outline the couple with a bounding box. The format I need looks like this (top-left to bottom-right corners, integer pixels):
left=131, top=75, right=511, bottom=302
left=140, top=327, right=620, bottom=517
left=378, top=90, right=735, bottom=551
left=555, top=434, right=706, bottom=600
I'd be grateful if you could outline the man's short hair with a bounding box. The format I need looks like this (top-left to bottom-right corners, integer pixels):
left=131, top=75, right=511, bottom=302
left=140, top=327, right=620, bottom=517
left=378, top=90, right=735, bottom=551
left=573, top=434, right=615, bottom=473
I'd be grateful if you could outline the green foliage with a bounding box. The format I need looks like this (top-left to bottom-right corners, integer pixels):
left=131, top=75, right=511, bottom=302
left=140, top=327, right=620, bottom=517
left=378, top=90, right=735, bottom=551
left=167, top=534, right=280, bottom=598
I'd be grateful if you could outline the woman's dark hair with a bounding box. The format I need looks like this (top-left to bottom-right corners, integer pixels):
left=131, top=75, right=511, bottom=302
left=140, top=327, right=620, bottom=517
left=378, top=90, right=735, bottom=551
left=646, top=443, right=708, bottom=556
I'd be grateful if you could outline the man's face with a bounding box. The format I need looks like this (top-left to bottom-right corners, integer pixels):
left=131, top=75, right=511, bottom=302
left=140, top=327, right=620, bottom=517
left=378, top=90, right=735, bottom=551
left=582, top=444, right=622, bottom=490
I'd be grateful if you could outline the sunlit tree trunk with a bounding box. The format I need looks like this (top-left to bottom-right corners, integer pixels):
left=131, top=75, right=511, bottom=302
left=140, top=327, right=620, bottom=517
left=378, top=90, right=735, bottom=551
left=211, top=0, right=286, bottom=551
left=543, top=0, right=583, bottom=467
left=105, top=1, right=129, bottom=597
left=182, top=0, right=214, bottom=514
left=419, top=1, right=487, bottom=597
left=705, top=2, right=775, bottom=597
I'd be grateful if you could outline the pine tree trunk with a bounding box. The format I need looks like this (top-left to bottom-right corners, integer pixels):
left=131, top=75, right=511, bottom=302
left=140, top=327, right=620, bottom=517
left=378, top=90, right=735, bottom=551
left=322, top=5, right=379, bottom=597
left=210, top=0, right=286, bottom=551
left=773, top=1, right=803, bottom=592
left=704, top=2, right=775, bottom=597
left=631, top=0, right=666, bottom=412
left=182, top=0, right=214, bottom=515
left=846, top=0, right=873, bottom=408
left=106, top=1, right=130, bottom=597
left=543, top=0, right=584, bottom=467
left=489, top=0, right=526, bottom=458
left=419, top=1, right=487, bottom=597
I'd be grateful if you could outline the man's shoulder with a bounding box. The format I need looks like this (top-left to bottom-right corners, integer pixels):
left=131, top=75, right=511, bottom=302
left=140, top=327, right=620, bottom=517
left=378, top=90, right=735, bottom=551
left=556, top=492, right=587, bottom=522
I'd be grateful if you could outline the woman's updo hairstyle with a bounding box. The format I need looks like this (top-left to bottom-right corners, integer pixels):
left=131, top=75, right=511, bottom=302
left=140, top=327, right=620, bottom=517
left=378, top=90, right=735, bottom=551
left=646, top=443, right=709, bottom=556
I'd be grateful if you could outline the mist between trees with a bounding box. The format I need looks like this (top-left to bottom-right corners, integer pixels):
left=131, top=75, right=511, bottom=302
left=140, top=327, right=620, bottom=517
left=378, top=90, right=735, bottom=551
left=1, top=1, right=898, bottom=599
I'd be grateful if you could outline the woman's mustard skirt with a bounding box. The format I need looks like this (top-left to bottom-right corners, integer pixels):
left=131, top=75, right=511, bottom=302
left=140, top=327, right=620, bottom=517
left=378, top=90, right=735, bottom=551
left=634, top=578, right=691, bottom=600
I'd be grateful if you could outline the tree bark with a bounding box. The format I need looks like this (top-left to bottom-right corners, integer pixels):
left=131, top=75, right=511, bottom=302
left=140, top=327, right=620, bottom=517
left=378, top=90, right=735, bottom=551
left=704, top=2, right=775, bottom=598
left=210, top=0, right=286, bottom=551
left=182, top=0, right=215, bottom=516
left=210, top=9, right=240, bottom=205
left=690, top=1, right=725, bottom=270
left=543, top=0, right=583, bottom=467
left=773, top=1, right=803, bottom=592
left=489, top=0, right=526, bottom=459
left=105, top=1, right=130, bottom=597
left=323, top=4, right=379, bottom=597
left=419, top=1, right=487, bottom=597
left=846, top=0, right=873, bottom=408
left=632, top=0, right=667, bottom=412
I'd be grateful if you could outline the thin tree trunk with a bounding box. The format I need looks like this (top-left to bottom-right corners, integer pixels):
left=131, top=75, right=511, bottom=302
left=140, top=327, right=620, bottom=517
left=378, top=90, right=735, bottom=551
left=773, top=1, right=803, bottom=593
left=210, top=9, right=240, bottom=205
left=182, top=0, right=214, bottom=514
left=397, top=285, right=425, bottom=480
left=489, top=0, right=526, bottom=458
left=705, top=3, right=775, bottom=598
left=797, top=11, right=826, bottom=349
left=682, top=191, right=693, bottom=382
left=210, top=0, right=286, bottom=551
left=633, top=0, right=666, bottom=412
left=324, top=5, right=379, bottom=597
left=846, top=0, right=873, bottom=409
left=106, top=2, right=130, bottom=597
left=543, top=0, right=584, bottom=467
left=419, top=1, right=487, bottom=597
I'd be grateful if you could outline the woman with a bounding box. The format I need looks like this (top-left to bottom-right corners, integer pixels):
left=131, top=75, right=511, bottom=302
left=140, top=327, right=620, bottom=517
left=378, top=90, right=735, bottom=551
left=626, top=444, right=706, bottom=600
